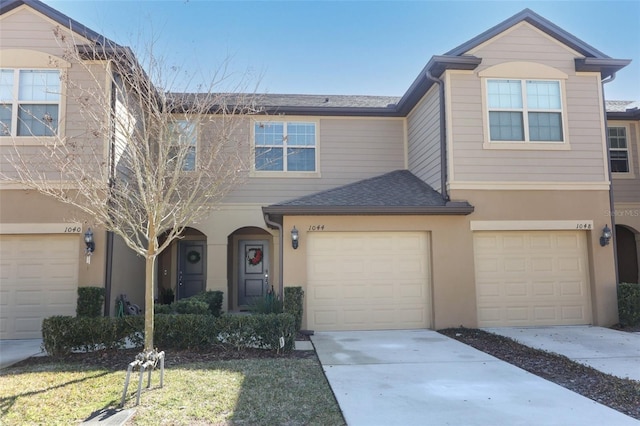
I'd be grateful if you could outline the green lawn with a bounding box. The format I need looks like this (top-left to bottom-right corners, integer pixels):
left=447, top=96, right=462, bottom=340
left=0, top=357, right=345, bottom=425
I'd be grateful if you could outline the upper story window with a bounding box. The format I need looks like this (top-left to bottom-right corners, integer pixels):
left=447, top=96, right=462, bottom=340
left=254, top=121, right=316, bottom=172
left=487, top=79, right=563, bottom=143
left=608, top=126, right=629, bottom=173
left=0, top=69, right=61, bottom=137
left=168, top=120, right=196, bottom=171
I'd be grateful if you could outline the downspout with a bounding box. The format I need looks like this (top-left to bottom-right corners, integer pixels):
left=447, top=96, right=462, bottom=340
left=426, top=70, right=450, bottom=202
left=103, top=70, right=118, bottom=316
left=601, top=72, right=620, bottom=287
left=264, top=213, right=284, bottom=298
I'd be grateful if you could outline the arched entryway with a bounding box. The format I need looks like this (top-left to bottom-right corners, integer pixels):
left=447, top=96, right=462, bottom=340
left=157, top=227, right=207, bottom=302
left=616, top=225, right=639, bottom=283
left=227, top=226, right=273, bottom=311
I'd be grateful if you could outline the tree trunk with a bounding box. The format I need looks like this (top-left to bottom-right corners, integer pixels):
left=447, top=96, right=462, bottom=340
left=144, top=250, right=156, bottom=351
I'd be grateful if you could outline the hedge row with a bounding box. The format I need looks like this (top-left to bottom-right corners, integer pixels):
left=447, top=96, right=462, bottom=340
left=618, top=282, right=640, bottom=326
left=42, top=313, right=296, bottom=356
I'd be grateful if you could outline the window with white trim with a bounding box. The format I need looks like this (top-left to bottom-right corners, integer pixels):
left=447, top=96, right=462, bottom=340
left=168, top=120, right=196, bottom=171
left=487, top=79, right=564, bottom=142
left=608, top=126, right=629, bottom=173
left=254, top=121, right=316, bottom=172
left=0, top=69, right=61, bottom=137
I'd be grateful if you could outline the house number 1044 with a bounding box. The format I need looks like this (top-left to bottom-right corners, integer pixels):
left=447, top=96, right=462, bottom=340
left=308, top=225, right=325, bottom=231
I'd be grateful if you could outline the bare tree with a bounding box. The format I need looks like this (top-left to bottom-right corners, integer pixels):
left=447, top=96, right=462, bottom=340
left=1, top=28, right=259, bottom=351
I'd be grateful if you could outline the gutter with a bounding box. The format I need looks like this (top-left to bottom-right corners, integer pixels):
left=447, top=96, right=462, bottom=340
left=262, top=203, right=474, bottom=216
left=263, top=213, right=284, bottom=298
left=601, top=73, right=620, bottom=288
left=425, top=70, right=449, bottom=202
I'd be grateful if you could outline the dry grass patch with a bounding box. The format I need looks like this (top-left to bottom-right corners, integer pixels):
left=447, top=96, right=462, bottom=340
left=0, top=357, right=344, bottom=425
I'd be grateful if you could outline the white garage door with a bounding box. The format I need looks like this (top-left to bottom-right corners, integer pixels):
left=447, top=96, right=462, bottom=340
left=307, top=232, right=431, bottom=331
left=474, top=231, right=591, bottom=327
left=0, top=235, right=79, bottom=339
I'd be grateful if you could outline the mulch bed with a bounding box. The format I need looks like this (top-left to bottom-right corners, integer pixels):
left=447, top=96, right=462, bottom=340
left=439, top=327, right=640, bottom=420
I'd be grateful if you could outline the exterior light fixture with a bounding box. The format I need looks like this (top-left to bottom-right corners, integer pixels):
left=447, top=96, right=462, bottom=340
left=600, top=225, right=612, bottom=247
left=291, top=226, right=299, bottom=249
left=84, top=228, right=95, bottom=255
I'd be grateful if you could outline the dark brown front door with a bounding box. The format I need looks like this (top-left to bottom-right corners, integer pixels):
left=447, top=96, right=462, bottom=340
left=238, top=239, right=269, bottom=306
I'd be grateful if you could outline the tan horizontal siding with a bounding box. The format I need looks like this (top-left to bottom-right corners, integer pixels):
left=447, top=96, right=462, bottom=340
left=225, top=118, right=405, bottom=204
left=407, top=87, right=441, bottom=191
left=449, top=23, right=608, bottom=185
left=1, top=8, right=108, bottom=179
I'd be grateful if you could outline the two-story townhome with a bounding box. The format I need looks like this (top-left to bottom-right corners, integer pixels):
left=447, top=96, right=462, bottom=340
left=1, top=0, right=635, bottom=338
left=607, top=101, right=640, bottom=285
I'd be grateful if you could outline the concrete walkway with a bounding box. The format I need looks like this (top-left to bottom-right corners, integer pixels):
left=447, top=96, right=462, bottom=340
left=311, top=330, right=639, bottom=426
left=484, top=326, right=640, bottom=381
left=0, top=339, right=44, bottom=369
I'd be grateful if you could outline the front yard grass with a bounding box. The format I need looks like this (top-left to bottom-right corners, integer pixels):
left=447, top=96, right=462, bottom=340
left=0, top=357, right=345, bottom=425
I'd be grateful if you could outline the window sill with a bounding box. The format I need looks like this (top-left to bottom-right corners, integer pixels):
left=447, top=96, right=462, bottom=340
left=483, top=141, right=570, bottom=151
left=612, top=172, right=636, bottom=179
left=250, top=170, right=321, bottom=179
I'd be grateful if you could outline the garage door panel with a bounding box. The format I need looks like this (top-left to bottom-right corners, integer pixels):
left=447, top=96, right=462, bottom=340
left=474, top=231, right=591, bottom=327
left=0, top=235, right=79, bottom=339
left=307, top=232, right=430, bottom=331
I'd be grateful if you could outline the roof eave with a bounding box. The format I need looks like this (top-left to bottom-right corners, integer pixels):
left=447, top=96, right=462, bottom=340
left=608, top=109, right=640, bottom=120
left=575, top=58, right=632, bottom=80
left=257, top=106, right=402, bottom=117
left=262, top=204, right=475, bottom=217
left=395, top=55, right=482, bottom=115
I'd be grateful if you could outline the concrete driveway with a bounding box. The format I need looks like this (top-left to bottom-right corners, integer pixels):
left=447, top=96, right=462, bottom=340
left=0, top=339, right=44, bottom=369
left=311, top=330, right=639, bottom=426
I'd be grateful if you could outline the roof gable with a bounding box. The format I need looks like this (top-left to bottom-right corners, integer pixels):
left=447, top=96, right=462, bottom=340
left=446, top=8, right=609, bottom=59
left=0, top=0, right=115, bottom=46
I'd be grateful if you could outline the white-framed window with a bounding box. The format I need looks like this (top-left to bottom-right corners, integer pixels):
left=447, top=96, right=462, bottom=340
left=487, top=79, right=564, bottom=143
left=608, top=126, right=629, bottom=173
left=168, top=120, right=196, bottom=171
left=0, top=68, right=61, bottom=137
left=254, top=121, right=316, bottom=172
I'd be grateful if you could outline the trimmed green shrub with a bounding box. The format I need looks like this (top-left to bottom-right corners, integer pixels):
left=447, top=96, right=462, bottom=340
left=249, top=294, right=283, bottom=314
left=76, top=287, right=105, bottom=317
left=284, top=287, right=304, bottom=332
left=190, top=290, right=224, bottom=316
left=618, top=282, right=640, bottom=326
left=42, top=312, right=295, bottom=355
left=154, top=314, right=217, bottom=349
left=172, top=298, right=210, bottom=315
left=42, top=315, right=141, bottom=356
left=154, top=303, right=172, bottom=315
left=216, top=313, right=296, bottom=353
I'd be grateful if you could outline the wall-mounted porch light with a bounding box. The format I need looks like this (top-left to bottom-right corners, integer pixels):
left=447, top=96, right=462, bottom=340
left=600, top=225, right=612, bottom=247
left=84, top=228, right=95, bottom=255
left=291, top=226, right=299, bottom=249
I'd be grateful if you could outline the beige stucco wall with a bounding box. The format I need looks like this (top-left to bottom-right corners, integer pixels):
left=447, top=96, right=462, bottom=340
left=0, top=190, right=106, bottom=289
left=281, top=215, right=476, bottom=330
left=277, top=189, right=619, bottom=330
left=453, top=188, right=618, bottom=326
